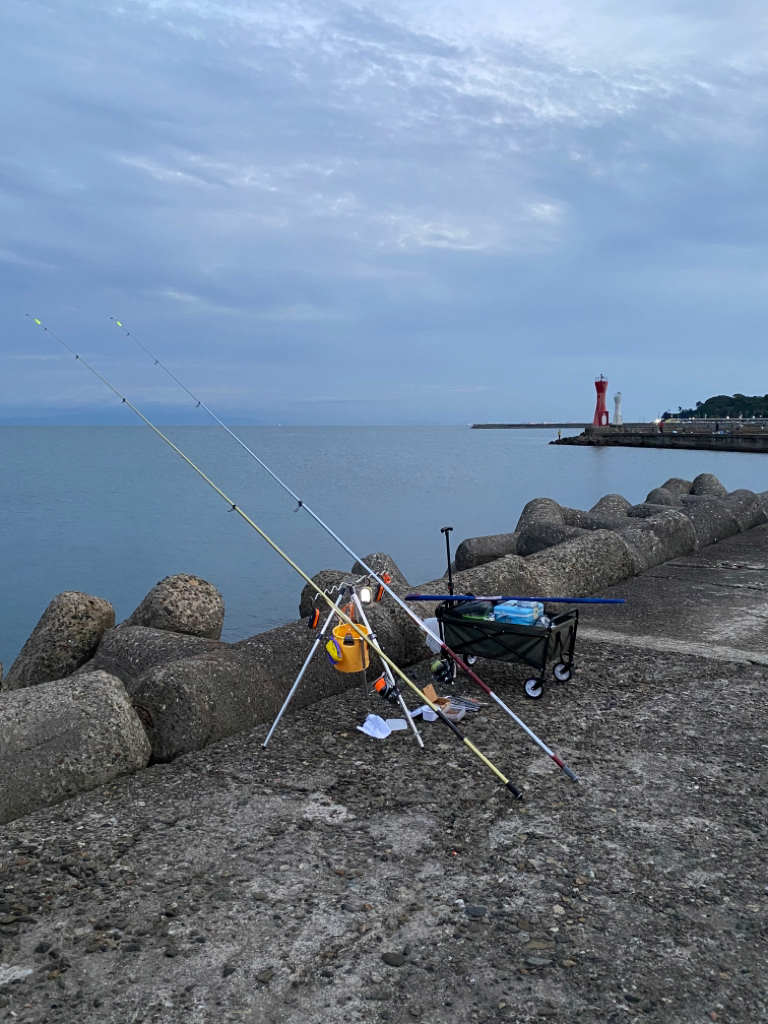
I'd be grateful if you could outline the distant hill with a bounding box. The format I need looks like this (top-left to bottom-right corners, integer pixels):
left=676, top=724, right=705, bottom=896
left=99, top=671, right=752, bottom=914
left=663, top=393, right=768, bottom=420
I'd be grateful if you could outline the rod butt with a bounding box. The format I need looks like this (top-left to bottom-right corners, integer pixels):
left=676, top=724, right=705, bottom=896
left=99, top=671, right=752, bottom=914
left=552, top=754, right=578, bottom=782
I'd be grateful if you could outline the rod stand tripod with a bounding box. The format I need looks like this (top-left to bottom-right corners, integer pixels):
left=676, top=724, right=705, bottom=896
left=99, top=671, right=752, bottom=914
left=262, top=579, right=423, bottom=749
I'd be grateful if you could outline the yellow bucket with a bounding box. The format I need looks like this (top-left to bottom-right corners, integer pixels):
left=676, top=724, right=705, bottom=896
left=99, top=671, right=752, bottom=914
left=331, top=623, right=371, bottom=673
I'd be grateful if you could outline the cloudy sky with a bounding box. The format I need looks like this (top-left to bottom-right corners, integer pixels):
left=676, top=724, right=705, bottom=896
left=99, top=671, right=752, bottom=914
left=2, top=0, right=767, bottom=423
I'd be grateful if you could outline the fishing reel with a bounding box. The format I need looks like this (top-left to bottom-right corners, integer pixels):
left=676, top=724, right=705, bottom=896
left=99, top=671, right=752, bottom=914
left=431, top=657, right=455, bottom=686
left=373, top=675, right=401, bottom=705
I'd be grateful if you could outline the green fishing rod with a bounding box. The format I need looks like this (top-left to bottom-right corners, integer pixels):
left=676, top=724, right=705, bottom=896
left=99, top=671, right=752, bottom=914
left=108, top=318, right=578, bottom=784
left=26, top=315, right=524, bottom=800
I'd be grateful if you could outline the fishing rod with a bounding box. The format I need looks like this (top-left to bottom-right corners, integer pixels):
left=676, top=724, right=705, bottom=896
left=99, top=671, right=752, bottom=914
left=110, top=319, right=578, bottom=783
left=406, top=595, right=626, bottom=605
left=27, top=315, right=523, bottom=800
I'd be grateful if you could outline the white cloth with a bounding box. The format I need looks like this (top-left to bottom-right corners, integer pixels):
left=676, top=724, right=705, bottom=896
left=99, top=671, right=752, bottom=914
left=357, top=714, right=391, bottom=738
left=356, top=715, right=412, bottom=738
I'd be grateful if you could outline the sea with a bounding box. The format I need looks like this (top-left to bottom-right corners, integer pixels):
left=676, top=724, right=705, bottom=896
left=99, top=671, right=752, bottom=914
left=1, top=425, right=766, bottom=668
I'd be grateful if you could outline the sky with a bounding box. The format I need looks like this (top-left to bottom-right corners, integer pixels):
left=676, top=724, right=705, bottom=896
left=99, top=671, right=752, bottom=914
left=2, top=0, right=767, bottom=424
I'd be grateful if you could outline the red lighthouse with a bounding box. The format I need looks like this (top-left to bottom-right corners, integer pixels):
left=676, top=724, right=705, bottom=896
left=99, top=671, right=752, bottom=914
left=593, top=375, right=609, bottom=426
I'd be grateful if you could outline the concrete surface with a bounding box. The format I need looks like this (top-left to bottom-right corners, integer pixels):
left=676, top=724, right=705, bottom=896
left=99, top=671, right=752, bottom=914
left=3, top=594, right=116, bottom=692
left=1, top=529, right=767, bottom=1024
left=553, top=431, right=768, bottom=453
left=580, top=524, right=768, bottom=663
left=0, top=671, right=150, bottom=825
left=122, top=576, right=225, bottom=641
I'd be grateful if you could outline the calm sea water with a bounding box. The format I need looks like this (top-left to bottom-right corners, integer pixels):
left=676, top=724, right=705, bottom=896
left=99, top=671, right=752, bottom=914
left=1, top=425, right=766, bottom=668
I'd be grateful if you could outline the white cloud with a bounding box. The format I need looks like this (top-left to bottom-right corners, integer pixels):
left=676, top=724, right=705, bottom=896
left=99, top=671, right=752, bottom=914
left=0, top=248, right=55, bottom=269
left=4, top=0, right=768, bottom=421
left=162, top=289, right=349, bottom=320
left=1, top=352, right=66, bottom=361
left=116, top=154, right=216, bottom=187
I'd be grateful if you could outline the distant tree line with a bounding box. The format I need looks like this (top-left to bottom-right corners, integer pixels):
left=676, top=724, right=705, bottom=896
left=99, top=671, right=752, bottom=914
left=662, top=393, right=768, bottom=420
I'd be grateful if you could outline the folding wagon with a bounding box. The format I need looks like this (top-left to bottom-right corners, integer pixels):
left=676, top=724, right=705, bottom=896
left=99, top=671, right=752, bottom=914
left=434, top=599, right=579, bottom=699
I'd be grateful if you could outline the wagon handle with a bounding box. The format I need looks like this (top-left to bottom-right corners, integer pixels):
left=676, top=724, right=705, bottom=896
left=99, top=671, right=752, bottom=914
left=406, top=594, right=626, bottom=605
left=440, top=527, right=454, bottom=595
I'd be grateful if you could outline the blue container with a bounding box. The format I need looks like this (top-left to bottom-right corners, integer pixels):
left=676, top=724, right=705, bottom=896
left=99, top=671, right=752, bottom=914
left=493, top=600, right=544, bottom=625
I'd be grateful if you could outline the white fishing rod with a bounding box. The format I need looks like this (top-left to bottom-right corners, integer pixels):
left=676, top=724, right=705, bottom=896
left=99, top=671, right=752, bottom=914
left=110, top=319, right=577, bottom=782
left=27, top=314, right=524, bottom=799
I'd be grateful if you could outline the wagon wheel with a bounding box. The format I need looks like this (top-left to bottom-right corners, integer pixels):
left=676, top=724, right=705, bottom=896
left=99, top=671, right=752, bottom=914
left=524, top=678, right=543, bottom=699
left=553, top=662, right=572, bottom=683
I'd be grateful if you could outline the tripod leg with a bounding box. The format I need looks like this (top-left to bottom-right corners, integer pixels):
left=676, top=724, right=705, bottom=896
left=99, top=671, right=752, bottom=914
left=397, top=691, right=425, bottom=749
left=262, top=593, right=344, bottom=748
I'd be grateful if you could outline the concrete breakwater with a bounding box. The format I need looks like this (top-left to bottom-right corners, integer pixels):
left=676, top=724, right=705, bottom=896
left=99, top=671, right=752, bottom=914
left=472, top=422, right=644, bottom=430
left=1, top=474, right=767, bottom=826
left=471, top=422, right=591, bottom=429
left=554, top=423, right=768, bottom=452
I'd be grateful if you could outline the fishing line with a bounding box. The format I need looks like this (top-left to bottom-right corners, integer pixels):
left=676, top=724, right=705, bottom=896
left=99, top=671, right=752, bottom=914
left=26, top=314, right=523, bottom=799
left=110, top=319, right=578, bottom=783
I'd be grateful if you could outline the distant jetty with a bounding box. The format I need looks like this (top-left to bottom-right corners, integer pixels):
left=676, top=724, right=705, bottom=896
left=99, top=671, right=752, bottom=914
left=553, top=421, right=768, bottom=454
left=471, top=422, right=590, bottom=429
left=471, top=421, right=651, bottom=430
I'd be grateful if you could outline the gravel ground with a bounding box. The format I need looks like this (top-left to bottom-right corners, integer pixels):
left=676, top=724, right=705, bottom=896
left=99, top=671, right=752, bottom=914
left=1, top=642, right=766, bottom=1024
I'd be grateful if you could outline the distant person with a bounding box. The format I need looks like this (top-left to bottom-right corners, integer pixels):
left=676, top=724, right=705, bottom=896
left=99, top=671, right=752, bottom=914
left=714, top=421, right=720, bottom=433
left=557, top=429, right=562, bottom=440
left=658, top=419, right=664, bottom=434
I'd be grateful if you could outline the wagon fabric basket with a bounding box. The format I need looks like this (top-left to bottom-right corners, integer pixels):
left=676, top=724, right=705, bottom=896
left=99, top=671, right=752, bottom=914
left=436, top=601, right=579, bottom=700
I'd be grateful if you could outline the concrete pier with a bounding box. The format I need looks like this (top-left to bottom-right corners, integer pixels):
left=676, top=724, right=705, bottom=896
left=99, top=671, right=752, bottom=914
left=554, top=423, right=768, bottom=453
left=1, top=526, right=767, bottom=1022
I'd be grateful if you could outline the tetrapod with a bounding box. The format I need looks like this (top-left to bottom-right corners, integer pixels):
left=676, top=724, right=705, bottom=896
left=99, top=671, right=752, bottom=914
left=262, top=578, right=423, bottom=749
